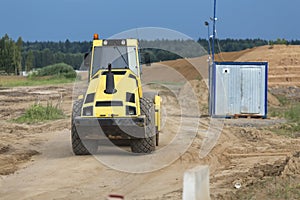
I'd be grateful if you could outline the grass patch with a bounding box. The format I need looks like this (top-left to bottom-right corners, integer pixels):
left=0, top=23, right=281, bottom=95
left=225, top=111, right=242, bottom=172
left=0, top=75, right=75, bottom=87
left=14, top=103, right=65, bottom=124
left=269, top=103, right=300, bottom=137
left=276, top=95, right=289, bottom=106
left=269, top=107, right=285, bottom=118
left=271, top=123, right=298, bottom=138
left=284, top=103, right=300, bottom=134
left=285, top=103, right=300, bottom=122
left=234, top=176, right=300, bottom=200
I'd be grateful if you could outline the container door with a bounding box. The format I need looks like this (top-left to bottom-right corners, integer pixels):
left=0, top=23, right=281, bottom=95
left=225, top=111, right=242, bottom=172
left=241, top=68, right=261, bottom=114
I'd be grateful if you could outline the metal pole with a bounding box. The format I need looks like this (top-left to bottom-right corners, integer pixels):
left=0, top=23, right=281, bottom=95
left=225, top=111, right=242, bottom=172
left=209, top=0, right=217, bottom=116
left=212, top=0, right=217, bottom=62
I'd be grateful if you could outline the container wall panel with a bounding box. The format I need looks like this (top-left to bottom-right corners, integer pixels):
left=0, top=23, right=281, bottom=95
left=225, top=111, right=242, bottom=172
left=210, top=62, right=268, bottom=118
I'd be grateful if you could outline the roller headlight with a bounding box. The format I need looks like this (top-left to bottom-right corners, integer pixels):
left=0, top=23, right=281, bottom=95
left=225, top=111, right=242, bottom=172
left=83, top=106, right=93, bottom=116
left=126, top=106, right=136, bottom=115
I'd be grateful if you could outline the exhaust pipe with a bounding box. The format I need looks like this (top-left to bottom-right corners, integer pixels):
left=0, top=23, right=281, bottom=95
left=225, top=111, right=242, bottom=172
left=105, top=63, right=116, bottom=94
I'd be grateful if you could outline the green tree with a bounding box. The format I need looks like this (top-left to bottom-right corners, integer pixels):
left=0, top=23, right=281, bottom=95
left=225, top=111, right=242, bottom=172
left=65, top=39, right=71, bottom=52
left=25, top=50, right=34, bottom=72
left=41, top=48, right=53, bottom=66
left=0, top=34, right=15, bottom=74
left=15, top=37, right=23, bottom=74
left=0, top=34, right=23, bottom=74
left=275, top=38, right=288, bottom=45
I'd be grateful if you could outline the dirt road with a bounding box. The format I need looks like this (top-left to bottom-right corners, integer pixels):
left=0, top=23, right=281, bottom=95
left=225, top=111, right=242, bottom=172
left=0, top=128, right=200, bottom=200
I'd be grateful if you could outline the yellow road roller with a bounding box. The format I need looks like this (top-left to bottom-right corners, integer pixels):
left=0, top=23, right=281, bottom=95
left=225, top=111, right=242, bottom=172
left=71, top=34, right=161, bottom=155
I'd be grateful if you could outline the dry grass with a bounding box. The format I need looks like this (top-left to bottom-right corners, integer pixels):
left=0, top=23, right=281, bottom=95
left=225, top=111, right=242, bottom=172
left=0, top=76, right=27, bottom=87
left=0, top=76, right=75, bottom=87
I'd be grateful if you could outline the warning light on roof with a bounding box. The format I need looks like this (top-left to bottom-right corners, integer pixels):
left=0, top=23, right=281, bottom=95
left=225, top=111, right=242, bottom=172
left=93, top=33, right=99, bottom=40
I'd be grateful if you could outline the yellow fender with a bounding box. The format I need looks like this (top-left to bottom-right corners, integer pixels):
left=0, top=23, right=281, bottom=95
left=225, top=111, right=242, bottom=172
left=154, top=95, right=161, bottom=132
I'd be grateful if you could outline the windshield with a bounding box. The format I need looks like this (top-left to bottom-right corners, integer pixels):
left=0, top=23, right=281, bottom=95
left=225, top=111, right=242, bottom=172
left=92, top=46, right=138, bottom=76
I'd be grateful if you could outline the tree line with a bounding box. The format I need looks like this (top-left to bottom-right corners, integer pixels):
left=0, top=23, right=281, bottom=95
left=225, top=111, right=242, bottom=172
left=140, top=38, right=300, bottom=63
left=0, top=34, right=23, bottom=74
left=0, top=34, right=92, bottom=74
left=22, top=40, right=91, bottom=71
left=1, top=34, right=300, bottom=75
left=197, top=38, right=300, bottom=53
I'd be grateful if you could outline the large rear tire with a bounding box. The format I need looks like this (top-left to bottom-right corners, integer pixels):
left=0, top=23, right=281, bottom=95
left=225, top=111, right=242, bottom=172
left=71, top=100, right=98, bottom=155
left=130, top=97, right=156, bottom=154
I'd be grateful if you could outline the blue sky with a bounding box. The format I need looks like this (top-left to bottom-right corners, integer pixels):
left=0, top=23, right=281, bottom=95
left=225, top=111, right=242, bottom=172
left=1, top=0, right=299, bottom=41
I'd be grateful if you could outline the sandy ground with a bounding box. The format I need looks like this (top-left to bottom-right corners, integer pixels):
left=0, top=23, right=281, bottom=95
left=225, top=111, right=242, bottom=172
left=0, top=83, right=299, bottom=200
left=0, top=45, right=300, bottom=199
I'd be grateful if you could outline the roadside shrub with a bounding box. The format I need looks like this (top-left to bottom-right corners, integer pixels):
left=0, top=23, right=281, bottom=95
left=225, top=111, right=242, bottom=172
left=37, top=63, right=76, bottom=79
left=14, top=103, right=65, bottom=123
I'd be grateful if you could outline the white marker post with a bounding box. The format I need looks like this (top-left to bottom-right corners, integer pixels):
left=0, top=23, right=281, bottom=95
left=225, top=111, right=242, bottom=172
left=183, top=166, right=210, bottom=200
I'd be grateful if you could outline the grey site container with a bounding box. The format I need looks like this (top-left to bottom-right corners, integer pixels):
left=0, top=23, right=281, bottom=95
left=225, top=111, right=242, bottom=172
left=209, top=62, right=268, bottom=118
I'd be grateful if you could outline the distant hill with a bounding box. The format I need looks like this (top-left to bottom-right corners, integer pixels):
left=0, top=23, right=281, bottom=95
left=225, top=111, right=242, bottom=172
left=143, top=45, right=300, bottom=87
left=235, top=45, right=300, bottom=87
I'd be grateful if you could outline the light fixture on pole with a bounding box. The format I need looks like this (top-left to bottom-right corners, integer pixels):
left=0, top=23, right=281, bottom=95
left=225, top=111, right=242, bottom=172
left=204, top=21, right=211, bottom=59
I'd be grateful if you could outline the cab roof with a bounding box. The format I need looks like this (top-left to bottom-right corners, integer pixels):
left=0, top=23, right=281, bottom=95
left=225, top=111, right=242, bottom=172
left=93, top=39, right=138, bottom=47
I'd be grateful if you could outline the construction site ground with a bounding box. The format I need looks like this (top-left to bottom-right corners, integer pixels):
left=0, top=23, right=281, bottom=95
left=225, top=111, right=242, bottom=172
left=0, top=45, right=300, bottom=199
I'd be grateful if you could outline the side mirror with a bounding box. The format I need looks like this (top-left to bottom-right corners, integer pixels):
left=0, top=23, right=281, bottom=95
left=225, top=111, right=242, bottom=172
left=83, top=52, right=91, bottom=70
